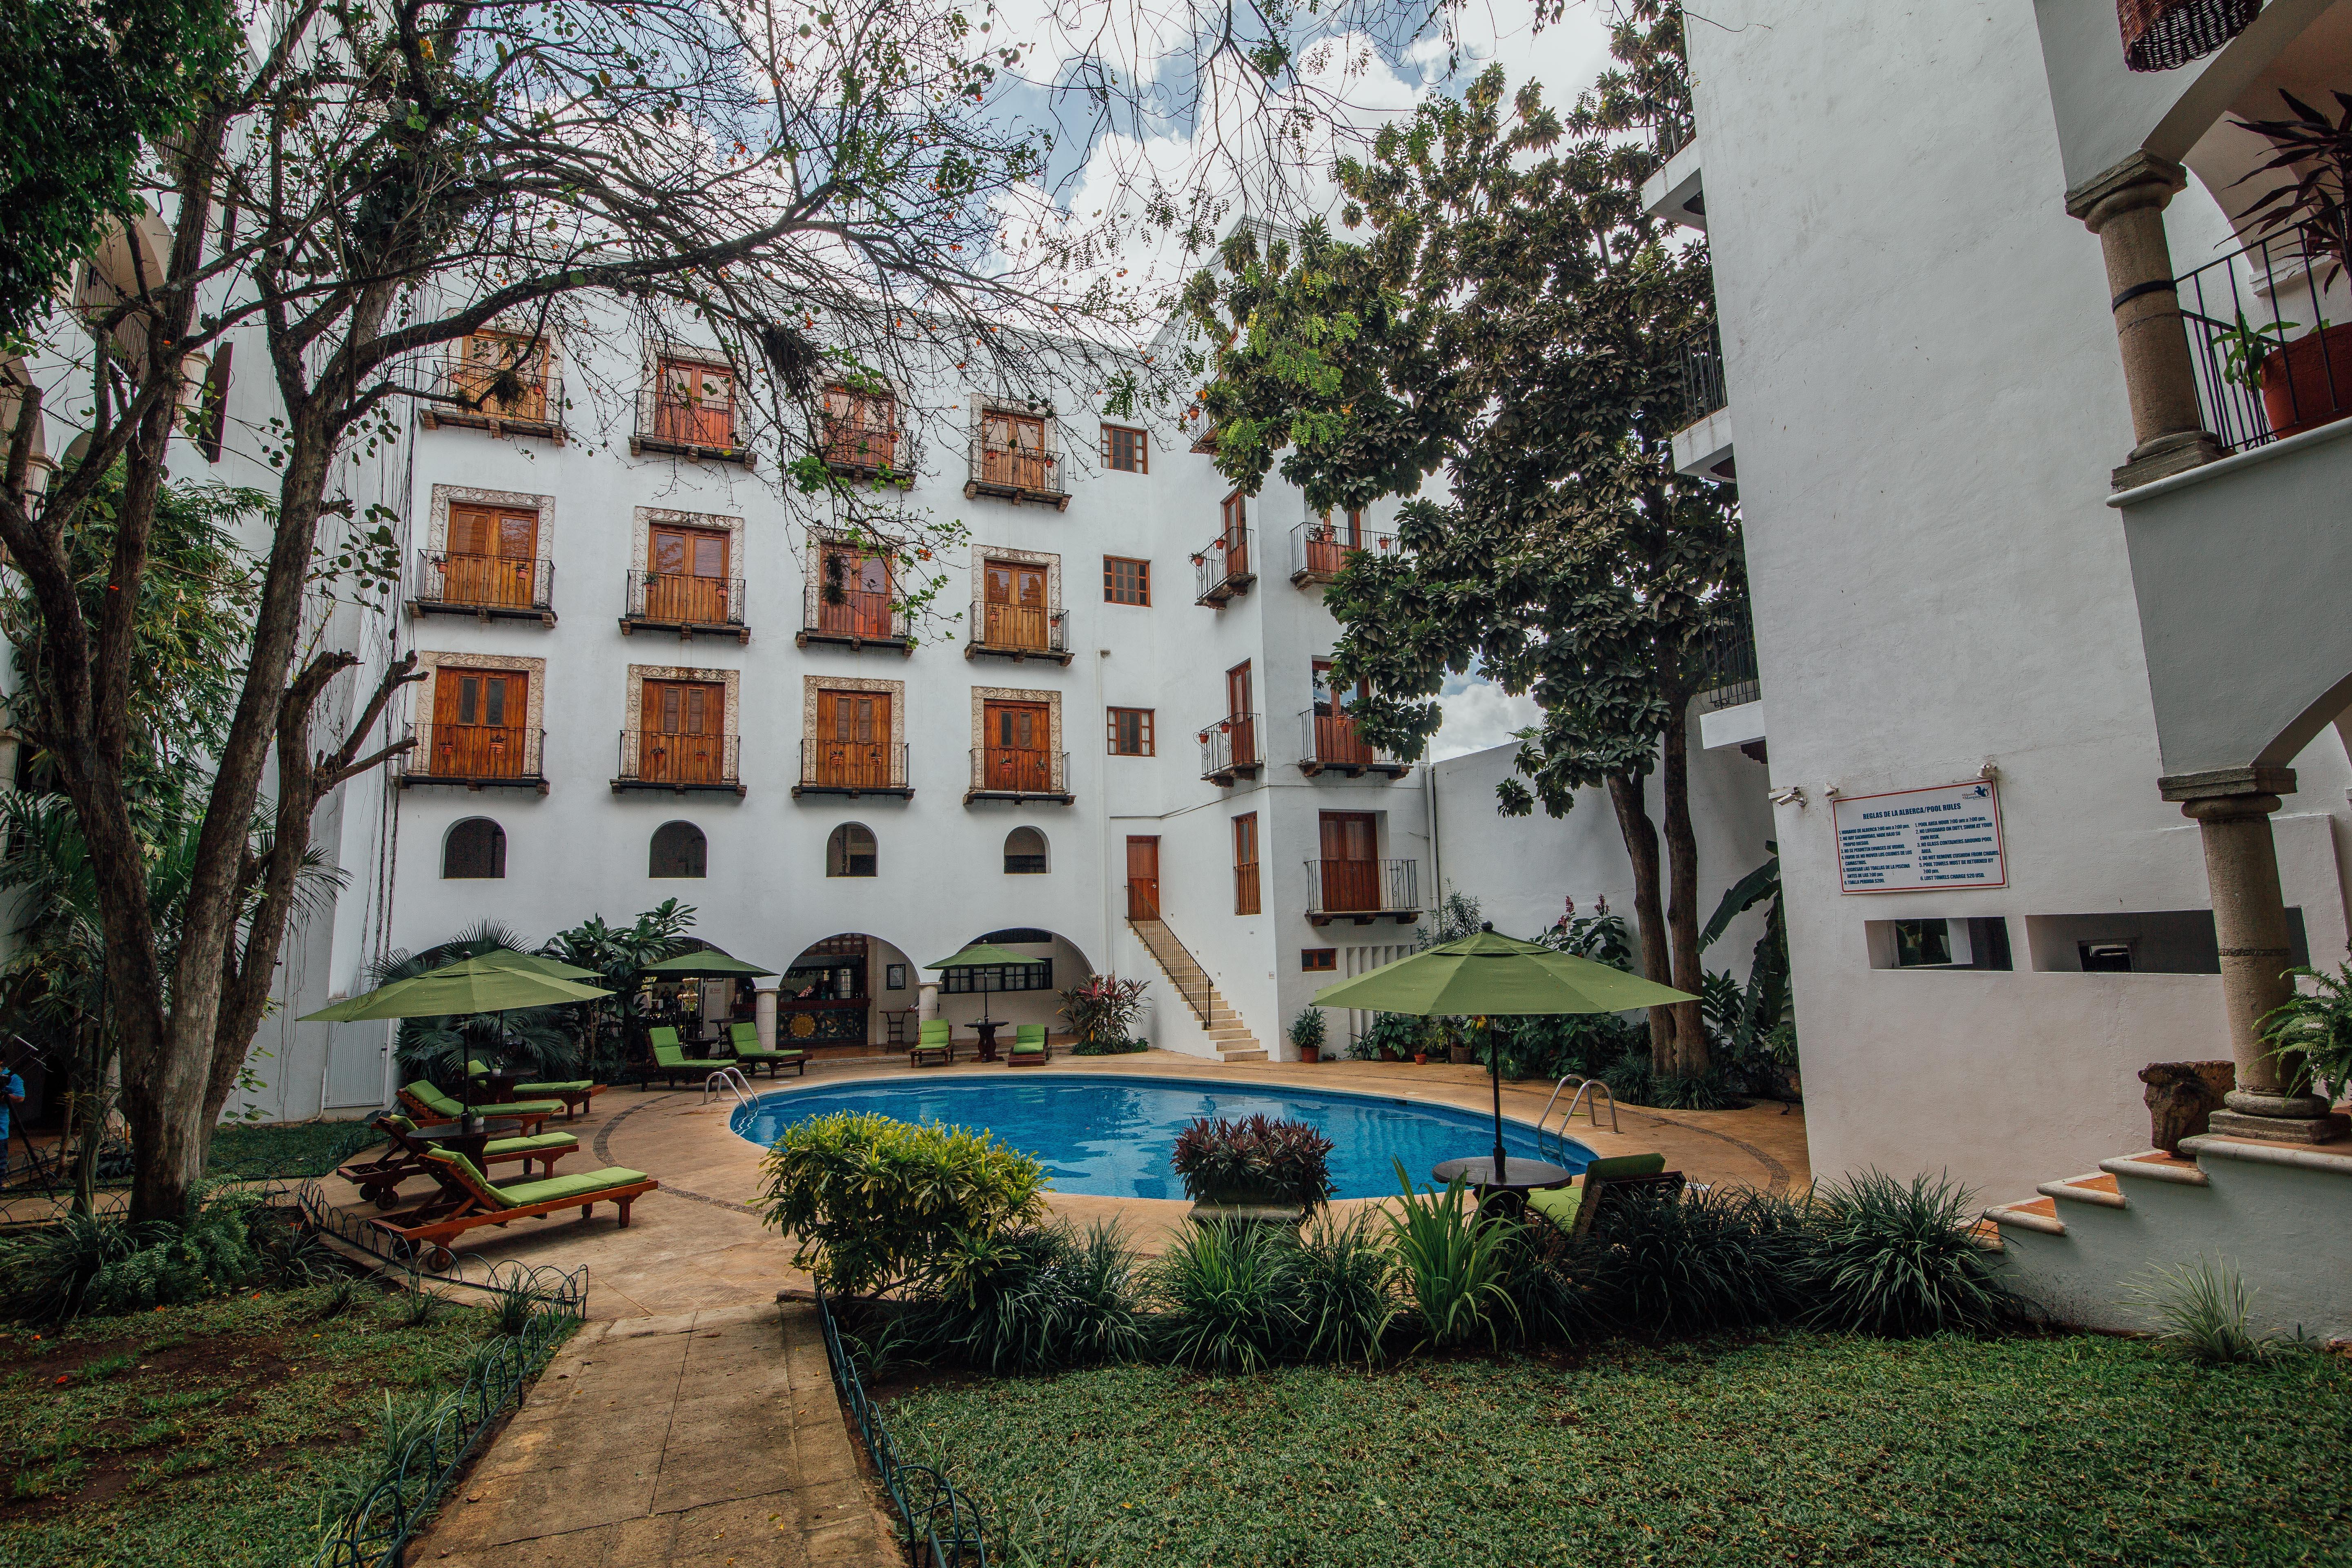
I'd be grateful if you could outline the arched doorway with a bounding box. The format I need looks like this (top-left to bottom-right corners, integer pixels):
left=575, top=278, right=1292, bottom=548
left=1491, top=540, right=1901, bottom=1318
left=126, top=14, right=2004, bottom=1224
left=778, top=932, right=921, bottom=1051
left=933, top=928, right=1097, bottom=1043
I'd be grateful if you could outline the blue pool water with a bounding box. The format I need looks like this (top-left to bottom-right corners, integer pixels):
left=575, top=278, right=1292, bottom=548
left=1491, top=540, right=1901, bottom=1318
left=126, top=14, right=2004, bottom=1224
left=728, top=1074, right=1590, bottom=1200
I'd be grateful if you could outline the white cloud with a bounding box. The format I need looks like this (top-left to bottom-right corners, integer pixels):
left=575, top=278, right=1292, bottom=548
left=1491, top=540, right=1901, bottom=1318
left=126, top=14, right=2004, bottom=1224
left=1429, top=675, right=1540, bottom=762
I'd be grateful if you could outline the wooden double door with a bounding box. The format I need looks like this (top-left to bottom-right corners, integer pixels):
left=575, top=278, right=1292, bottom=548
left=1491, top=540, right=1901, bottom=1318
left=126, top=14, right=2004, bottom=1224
left=443, top=503, right=539, bottom=608
left=813, top=689, right=894, bottom=788
left=646, top=521, right=731, bottom=625
left=982, top=699, right=1053, bottom=793
left=431, top=667, right=530, bottom=778
left=653, top=358, right=735, bottom=447
left=639, top=679, right=727, bottom=784
left=818, top=549, right=893, bottom=639
left=983, top=561, right=1050, bottom=650
left=1318, top=811, right=1379, bottom=911
left=979, top=410, right=1050, bottom=489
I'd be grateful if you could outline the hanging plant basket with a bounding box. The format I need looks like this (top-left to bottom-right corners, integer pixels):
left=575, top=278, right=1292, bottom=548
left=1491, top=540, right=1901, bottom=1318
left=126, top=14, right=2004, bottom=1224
left=2118, top=0, right=2261, bottom=72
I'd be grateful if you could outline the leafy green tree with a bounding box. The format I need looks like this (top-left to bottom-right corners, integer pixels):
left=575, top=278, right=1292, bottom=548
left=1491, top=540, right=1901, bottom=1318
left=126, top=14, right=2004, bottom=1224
left=1183, top=7, right=1740, bottom=1076
left=0, top=0, right=239, bottom=337
left=540, top=902, right=699, bottom=1078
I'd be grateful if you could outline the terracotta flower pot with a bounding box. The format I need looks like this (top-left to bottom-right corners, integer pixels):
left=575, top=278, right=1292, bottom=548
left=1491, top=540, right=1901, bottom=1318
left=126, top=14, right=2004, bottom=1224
left=2259, top=321, right=2352, bottom=441
left=1450, top=1042, right=1477, bottom=1065
left=1379, top=1047, right=1401, bottom=1062
left=1298, top=1045, right=1319, bottom=1064
left=1412, top=1052, right=1428, bottom=1065
left=2138, top=1060, right=2235, bottom=1154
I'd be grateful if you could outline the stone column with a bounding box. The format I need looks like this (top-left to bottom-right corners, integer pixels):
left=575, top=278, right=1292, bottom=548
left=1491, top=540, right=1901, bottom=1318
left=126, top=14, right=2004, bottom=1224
left=754, top=985, right=778, bottom=1052
left=2066, top=151, right=2225, bottom=490
left=2163, top=766, right=2351, bottom=1143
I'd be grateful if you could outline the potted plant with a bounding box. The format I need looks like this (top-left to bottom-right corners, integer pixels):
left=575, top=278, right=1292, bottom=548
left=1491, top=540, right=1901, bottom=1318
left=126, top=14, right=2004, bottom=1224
left=1170, top=1114, right=1334, bottom=1226
left=1288, top=1006, right=1326, bottom=1064
left=2231, top=91, right=2352, bottom=439
left=2259, top=958, right=2352, bottom=1109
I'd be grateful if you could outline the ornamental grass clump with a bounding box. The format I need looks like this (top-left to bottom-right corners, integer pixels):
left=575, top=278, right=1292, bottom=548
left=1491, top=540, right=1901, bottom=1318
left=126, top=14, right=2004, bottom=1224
left=1290, top=1209, right=1399, bottom=1365
left=1169, top=1115, right=1334, bottom=1209
left=1555, top=1183, right=1812, bottom=1337
left=1148, top=1218, right=1306, bottom=1374
left=1800, top=1170, right=2017, bottom=1336
left=891, top=1221, right=1147, bottom=1375
left=757, top=1111, right=1047, bottom=1297
left=0, top=1183, right=296, bottom=1323
left=1384, top=1165, right=1520, bottom=1351
left=2125, top=1254, right=2288, bottom=1365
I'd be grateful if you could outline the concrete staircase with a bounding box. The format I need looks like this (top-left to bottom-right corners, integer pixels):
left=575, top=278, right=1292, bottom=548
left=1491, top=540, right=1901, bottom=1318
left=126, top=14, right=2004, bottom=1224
left=1128, top=917, right=1267, bottom=1062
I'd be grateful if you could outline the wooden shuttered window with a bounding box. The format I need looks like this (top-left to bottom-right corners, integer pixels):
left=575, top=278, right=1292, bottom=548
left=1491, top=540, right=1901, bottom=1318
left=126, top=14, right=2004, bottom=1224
left=1103, top=556, right=1149, bottom=606
left=1106, top=707, right=1154, bottom=756
left=1101, top=423, right=1147, bottom=473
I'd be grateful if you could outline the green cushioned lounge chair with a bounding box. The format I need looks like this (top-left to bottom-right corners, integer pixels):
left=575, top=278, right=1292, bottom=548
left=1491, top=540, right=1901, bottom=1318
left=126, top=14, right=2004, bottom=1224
left=909, top=1018, right=952, bottom=1068
left=336, top=1114, right=580, bottom=1209
left=375, top=1148, right=658, bottom=1266
left=396, top=1080, right=557, bottom=1134
left=1007, top=1024, right=1050, bottom=1065
left=644, top=1030, right=727, bottom=1089
left=1527, top=1152, right=1679, bottom=1241
left=466, top=1059, right=601, bottom=1118
left=728, top=1021, right=808, bottom=1079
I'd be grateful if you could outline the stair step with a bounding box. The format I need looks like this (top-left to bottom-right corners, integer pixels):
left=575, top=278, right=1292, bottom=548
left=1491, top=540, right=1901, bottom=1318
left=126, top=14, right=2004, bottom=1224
left=2100, top=1150, right=2211, bottom=1187
left=1218, top=1048, right=1269, bottom=1062
left=2038, top=1173, right=2128, bottom=1209
left=1962, top=1218, right=2005, bottom=1254
left=1983, top=1197, right=2067, bottom=1237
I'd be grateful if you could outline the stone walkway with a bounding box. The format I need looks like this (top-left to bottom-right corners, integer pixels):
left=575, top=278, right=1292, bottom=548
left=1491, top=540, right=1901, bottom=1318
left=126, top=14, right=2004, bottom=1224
left=410, top=1301, right=898, bottom=1568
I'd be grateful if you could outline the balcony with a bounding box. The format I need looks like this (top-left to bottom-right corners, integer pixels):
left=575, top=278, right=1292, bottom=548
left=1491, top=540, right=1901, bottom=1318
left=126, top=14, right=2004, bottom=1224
left=1198, top=712, right=1263, bottom=786
left=791, top=738, right=913, bottom=800
left=1296, top=710, right=1410, bottom=779
left=821, top=417, right=907, bottom=484
left=397, top=723, right=548, bottom=794
left=408, top=550, right=555, bottom=625
left=612, top=730, right=743, bottom=796
left=620, top=571, right=748, bottom=643
left=419, top=359, right=565, bottom=442
left=1289, top=520, right=1398, bottom=588
left=1640, top=114, right=1705, bottom=234
left=1695, top=621, right=1766, bottom=758
left=1194, top=528, right=1256, bottom=606
left=965, top=748, right=1073, bottom=805
left=632, top=392, right=754, bottom=468
left=963, top=442, right=1069, bottom=510
left=966, top=596, right=1072, bottom=666
left=1303, top=858, right=1421, bottom=926
left=799, top=576, right=912, bottom=653
left=2176, top=237, right=2352, bottom=458
left=1672, top=326, right=1735, bottom=483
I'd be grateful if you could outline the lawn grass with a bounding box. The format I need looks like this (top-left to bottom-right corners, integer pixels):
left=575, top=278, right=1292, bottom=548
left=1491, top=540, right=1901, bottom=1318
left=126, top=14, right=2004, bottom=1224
left=205, top=1121, right=383, bottom=1182
left=888, top=1331, right=2352, bottom=1567
left=0, top=1282, right=512, bottom=1568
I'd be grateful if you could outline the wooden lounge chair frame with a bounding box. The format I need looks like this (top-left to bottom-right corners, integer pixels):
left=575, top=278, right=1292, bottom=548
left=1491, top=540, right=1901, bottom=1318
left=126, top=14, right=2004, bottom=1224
left=397, top=1084, right=554, bottom=1137
left=336, top=1115, right=578, bottom=1209
left=374, top=1149, right=659, bottom=1268
left=470, top=1062, right=606, bottom=1120
left=910, top=1018, right=953, bottom=1069
left=1532, top=1166, right=1687, bottom=1243
left=1006, top=1024, right=1051, bottom=1066
left=727, top=1022, right=808, bottom=1079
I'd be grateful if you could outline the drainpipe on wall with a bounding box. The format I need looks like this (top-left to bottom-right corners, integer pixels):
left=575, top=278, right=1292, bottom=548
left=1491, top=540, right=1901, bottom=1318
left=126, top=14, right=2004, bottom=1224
left=1095, top=647, right=1113, bottom=990
left=1424, top=753, right=1443, bottom=915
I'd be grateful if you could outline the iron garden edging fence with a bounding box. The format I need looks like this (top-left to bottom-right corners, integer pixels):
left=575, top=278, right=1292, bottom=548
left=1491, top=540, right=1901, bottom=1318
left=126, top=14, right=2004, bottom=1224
left=813, top=1282, right=989, bottom=1566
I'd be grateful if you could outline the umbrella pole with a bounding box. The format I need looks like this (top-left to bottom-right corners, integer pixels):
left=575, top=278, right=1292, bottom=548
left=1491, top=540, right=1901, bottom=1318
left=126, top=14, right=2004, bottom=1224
left=1491, top=1048, right=1507, bottom=1185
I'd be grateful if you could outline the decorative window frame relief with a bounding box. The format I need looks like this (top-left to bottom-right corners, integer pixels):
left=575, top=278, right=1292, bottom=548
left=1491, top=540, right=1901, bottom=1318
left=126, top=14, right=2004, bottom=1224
left=969, top=684, right=1065, bottom=795
left=427, top=483, right=556, bottom=557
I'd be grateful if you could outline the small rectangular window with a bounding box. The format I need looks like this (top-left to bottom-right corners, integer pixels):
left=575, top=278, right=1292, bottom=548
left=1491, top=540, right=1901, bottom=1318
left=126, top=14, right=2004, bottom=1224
left=1107, top=707, right=1155, bottom=756
left=1102, top=424, right=1148, bottom=473
left=1103, top=556, right=1151, bottom=606
left=1233, top=812, right=1261, bottom=916
left=1301, top=948, right=1336, bottom=972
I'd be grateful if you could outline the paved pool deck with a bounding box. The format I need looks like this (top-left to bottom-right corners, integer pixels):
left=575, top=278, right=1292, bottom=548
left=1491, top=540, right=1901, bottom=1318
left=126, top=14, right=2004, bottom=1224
left=310, top=1049, right=1811, bottom=1320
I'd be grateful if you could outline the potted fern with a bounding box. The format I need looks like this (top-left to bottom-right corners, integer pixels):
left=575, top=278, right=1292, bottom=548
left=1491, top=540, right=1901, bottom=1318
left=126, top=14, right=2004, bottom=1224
left=2231, top=91, right=2352, bottom=439
left=2258, top=959, right=2352, bottom=1107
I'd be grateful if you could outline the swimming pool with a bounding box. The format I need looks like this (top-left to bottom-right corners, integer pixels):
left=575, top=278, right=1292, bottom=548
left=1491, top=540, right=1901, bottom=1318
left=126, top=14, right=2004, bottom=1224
left=728, top=1074, right=1591, bottom=1200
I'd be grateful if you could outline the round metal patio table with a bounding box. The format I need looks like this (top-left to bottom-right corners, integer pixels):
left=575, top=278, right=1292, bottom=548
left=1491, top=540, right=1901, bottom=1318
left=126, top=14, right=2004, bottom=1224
left=1431, top=1155, right=1575, bottom=1220
left=410, top=1117, right=524, bottom=1168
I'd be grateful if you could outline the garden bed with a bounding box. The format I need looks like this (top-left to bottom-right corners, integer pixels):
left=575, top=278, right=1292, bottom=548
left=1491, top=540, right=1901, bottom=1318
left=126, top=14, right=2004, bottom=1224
left=886, top=1332, right=2352, bottom=1567
left=0, top=1283, right=508, bottom=1568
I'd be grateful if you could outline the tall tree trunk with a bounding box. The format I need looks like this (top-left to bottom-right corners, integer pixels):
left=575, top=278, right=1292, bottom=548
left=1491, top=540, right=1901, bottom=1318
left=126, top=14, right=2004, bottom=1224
left=1606, top=771, right=1675, bottom=1062
left=1659, top=704, right=1708, bottom=1077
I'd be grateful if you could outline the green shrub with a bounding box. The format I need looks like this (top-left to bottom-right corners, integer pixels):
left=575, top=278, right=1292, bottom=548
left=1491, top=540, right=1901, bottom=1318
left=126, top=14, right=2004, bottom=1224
left=1800, top=1170, right=2016, bottom=1336
left=1556, top=1183, right=1811, bottom=1336
left=0, top=1185, right=296, bottom=1322
left=756, top=1111, right=1047, bottom=1297
left=890, top=1221, right=1145, bottom=1374
left=1169, top=1115, right=1334, bottom=1209
left=1384, top=1167, right=1520, bottom=1351
left=1149, top=1220, right=1305, bottom=1374
left=2126, top=1254, right=2285, bottom=1364
left=1354, top=1013, right=1430, bottom=1061
left=1287, top=1007, right=1327, bottom=1054
left=1291, top=1210, right=1398, bottom=1365
left=1068, top=1037, right=1149, bottom=1056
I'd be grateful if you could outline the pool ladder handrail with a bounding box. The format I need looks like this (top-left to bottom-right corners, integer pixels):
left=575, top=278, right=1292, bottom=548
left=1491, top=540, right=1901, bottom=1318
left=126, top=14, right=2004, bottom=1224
left=1537, top=1076, right=1619, bottom=1155
left=701, top=1066, right=755, bottom=1108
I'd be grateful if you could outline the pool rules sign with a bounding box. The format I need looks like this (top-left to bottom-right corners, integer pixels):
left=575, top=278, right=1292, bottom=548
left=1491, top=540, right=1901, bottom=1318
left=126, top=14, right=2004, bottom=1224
left=1833, top=779, right=2007, bottom=893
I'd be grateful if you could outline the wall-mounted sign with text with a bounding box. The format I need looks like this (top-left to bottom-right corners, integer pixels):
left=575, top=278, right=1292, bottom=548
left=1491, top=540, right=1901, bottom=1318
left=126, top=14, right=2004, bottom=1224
left=1833, top=779, right=2006, bottom=893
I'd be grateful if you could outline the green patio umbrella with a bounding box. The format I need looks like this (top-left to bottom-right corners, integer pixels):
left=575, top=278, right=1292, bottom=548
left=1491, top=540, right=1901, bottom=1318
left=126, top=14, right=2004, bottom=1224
left=302, top=963, right=611, bottom=1129
left=463, top=947, right=601, bottom=982
left=1312, top=925, right=1694, bottom=1184
left=637, top=949, right=779, bottom=978
left=925, top=943, right=1037, bottom=1026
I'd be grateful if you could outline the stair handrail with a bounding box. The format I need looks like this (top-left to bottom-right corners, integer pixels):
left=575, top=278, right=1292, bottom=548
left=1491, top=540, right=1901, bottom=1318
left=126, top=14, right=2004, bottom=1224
left=1537, top=1076, right=1619, bottom=1153
left=1129, top=914, right=1216, bottom=1029
left=701, top=1066, right=754, bottom=1108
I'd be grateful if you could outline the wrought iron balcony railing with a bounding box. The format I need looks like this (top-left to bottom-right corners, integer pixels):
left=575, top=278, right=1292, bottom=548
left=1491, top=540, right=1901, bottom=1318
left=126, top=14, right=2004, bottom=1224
left=621, top=571, right=747, bottom=641
left=2176, top=234, right=2352, bottom=457
left=1652, top=109, right=1695, bottom=165
left=631, top=388, right=753, bottom=466
left=1297, top=709, right=1410, bottom=777
left=792, top=738, right=912, bottom=798
left=821, top=417, right=902, bottom=478
left=963, top=441, right=1069, bottom=509
left=1681, top=325, right=1728, bottom=427
left=1700, top=623, right=1760, bottom=710
left=410, top=550, right=555, bottom=622
left=612, top=729, right=742, bottom=794
left=1198, top=712, right=1263, bottom=785
left=966, top=747, right=1072, bottom=804
left=799, top=575, right=912, bottom=650
left=398, top=723, right=547, bottom=792
left=1304, top=857, right=1421, bottom=924
left=966, top=596, right=1071, bottom=664
left=420, top=358, right=564, bottom=439
left=1194, top=527, right=1255, bottom=606
left=1290, top=519, right=1399, bottom=587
